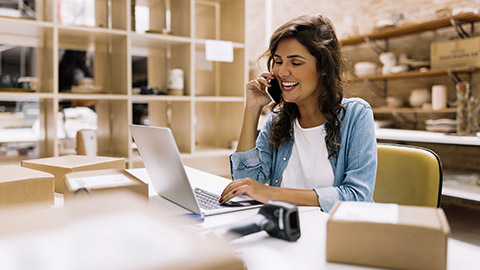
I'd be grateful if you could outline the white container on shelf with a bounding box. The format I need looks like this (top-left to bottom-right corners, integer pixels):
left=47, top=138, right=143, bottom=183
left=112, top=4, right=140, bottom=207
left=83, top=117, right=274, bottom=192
left=354, top=62, right=378, bottom=77
left=432, top=84, right=447, bottom=110
left=167, top=68, right=184, bottom=96
left=409, top=88, right=430, bottom=108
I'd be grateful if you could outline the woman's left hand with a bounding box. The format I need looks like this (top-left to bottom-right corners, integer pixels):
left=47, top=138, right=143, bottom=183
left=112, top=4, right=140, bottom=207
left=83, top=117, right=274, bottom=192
left=219, top=178, right=276, bottom=204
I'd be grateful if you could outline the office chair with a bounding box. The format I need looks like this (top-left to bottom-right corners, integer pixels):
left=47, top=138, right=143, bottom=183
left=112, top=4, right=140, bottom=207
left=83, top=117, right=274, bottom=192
left=374, top=143, right=443, bottom=208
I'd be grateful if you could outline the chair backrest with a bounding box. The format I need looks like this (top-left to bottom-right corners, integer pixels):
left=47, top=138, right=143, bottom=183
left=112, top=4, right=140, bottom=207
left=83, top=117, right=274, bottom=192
left=374, top=143, right=443, bottom=208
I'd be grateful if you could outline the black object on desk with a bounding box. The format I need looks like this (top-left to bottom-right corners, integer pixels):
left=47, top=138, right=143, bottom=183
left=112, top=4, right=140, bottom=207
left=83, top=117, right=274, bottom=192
left=224, top=201, right=301, bottom=242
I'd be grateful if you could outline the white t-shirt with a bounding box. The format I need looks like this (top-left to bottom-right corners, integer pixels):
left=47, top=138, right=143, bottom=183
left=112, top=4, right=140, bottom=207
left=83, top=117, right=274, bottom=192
left=281, top=118, right=334, bottom=189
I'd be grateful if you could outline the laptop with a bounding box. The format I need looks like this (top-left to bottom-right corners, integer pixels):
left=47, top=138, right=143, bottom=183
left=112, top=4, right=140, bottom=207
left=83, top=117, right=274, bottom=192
left=129, top=124, right=262, bottom=216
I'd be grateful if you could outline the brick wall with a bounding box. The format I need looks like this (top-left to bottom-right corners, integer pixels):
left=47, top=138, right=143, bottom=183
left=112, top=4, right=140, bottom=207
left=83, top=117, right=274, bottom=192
left=246, top=0, right=480, bottom=174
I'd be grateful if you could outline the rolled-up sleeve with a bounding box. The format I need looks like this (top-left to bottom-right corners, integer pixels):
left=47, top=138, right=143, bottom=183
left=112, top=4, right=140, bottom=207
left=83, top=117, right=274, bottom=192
left=230, top=148, right=262, bottom=179
left=313, top=186, right=339, bottom=212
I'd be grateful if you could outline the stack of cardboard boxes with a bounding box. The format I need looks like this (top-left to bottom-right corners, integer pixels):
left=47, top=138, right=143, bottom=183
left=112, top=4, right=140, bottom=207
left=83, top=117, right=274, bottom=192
left=0, top=155, right=244, bottom=269
left=0, top=155, right=148, bottom=209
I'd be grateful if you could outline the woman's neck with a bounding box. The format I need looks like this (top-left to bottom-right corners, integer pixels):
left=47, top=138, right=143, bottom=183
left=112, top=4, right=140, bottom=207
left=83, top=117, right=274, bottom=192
left=297, top=105, right=325, bottom=128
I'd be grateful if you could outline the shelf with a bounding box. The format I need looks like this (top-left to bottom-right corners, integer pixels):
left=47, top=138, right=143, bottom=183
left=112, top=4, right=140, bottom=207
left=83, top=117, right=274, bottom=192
left=58, top=24, right=127, bottom=36
left=373, top=107, right=456, bottom=114
left=443, top=181, right=480, bottom=202
left=58, top=93, right=129, bottom=101
left=131, top=95, right=192, bottom=103
left=131, top=96, right=244, bottom=102
left=194, top=39, right=245, bottom=49
left=0, top=17, right=53, bottom=38
left=0, top=92, right=54, bottom=100
left=58, top=25, right=127, bottom=48
left=130, top=32, right=191, bottom=49
left=350, top=66, right=480, bottom=82
left=376, top=128, right=480, bottom=146
left=195, top=96, right=244, bottom=102
left=0, top=19, right=54, bottom=49
left=341, top=12, right=480, bottom=46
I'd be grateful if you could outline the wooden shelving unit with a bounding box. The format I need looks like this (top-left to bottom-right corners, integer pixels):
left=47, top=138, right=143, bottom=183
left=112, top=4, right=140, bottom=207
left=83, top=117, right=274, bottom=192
left=341, top=12, right=480, bottom=45
left=342, top=12, right=480, bottom=120
left=349, top=66, right=480, bottom=82
left=0, top=0, right=247, bottom=176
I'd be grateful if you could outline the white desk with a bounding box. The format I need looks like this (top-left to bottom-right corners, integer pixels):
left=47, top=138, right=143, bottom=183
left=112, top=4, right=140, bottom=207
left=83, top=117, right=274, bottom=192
left=128, top=167, right=480, bottom=270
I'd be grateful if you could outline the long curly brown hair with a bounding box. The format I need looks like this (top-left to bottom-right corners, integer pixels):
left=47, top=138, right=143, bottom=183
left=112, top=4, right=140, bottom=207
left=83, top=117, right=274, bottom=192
left=262, top=14, right=347, bottom=158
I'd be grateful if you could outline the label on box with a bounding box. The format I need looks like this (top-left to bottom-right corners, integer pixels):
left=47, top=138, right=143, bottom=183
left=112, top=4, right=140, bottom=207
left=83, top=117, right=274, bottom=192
left=333, top=202, right=399, bottom=223
left=67, top=174, right=134, bottom=190
left=430, top=36, right=480, bottom=69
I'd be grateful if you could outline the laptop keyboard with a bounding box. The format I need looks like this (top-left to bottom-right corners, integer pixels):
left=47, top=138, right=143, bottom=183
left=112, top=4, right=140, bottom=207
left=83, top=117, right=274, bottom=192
left=194, top=188, right=225, bottom=210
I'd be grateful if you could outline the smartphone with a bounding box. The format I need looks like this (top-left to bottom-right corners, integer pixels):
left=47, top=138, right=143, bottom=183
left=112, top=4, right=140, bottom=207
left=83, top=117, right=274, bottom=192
left=266, top=78, right=282, bottom=104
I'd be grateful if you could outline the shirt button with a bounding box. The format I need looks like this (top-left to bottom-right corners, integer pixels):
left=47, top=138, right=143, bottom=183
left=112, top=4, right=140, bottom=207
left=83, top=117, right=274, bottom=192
left=283, top=157, right=286, bottom=161
left=275, top=179, right=279, bottom=183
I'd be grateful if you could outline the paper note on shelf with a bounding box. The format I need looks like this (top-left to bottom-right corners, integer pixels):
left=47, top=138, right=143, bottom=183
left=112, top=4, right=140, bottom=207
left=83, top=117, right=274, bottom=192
left=67, top=174, right=134, bottom=190
left=332, top=202, right=399, bottom=223
left=205, top=40, right=234, bottom=62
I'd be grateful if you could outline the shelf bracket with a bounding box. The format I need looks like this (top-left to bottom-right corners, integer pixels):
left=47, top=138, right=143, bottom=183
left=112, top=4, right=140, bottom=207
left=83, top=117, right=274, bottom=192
left=447, top=70, right=472, bottom=85
left=363, top=37, right=389, bottom=54
left=363, top=79, right=388, bottom=98
left=450, top=18, right=475, bottom=39
left=392, top=111, right=418, bottom=130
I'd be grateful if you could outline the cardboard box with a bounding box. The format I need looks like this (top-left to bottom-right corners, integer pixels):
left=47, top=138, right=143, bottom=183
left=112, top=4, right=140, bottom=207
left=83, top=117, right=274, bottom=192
left=0, top=165, right=54, bottom=208
left=326, top=202, right=450, bottom=270
left=64, top=169, right=148, bottom=201
left=22, top=155, right=125, bottom=193
left=0, top=192, right=244, bottom=270
left=430, top=36, right=480, bottom=70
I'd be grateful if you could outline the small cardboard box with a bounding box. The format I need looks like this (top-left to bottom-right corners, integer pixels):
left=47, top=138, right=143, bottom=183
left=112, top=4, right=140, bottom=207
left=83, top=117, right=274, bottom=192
left=326, top=202, right=450, bottom=270
left=0, top=165, right=54, bottom=208
left=0, top=192, right=244, bottom=270
left=64, top=169, right=148, bottom=201
left=22, top=155, right=125, bottom=193
left=430, top=36, right=480, bottom=70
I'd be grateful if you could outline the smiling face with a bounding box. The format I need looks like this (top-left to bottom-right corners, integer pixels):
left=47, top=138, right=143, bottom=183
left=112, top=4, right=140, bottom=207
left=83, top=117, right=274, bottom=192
left=272, top=38, right=323, bottom=109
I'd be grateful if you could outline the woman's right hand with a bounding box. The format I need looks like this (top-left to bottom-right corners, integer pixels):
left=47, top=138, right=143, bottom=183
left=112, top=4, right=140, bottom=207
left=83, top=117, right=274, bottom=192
left=245, top=73, right=275, bottom=109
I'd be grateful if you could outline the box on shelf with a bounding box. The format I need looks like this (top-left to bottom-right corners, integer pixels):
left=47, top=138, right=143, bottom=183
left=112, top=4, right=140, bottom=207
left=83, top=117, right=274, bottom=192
left=22, top=155, right=125, bottom=193
left=0, top=192, right=244, bottom=270
left=0, top=165, right=54, bottom=208
left=326, top=202, right=450, bottom=270
left=430, top=35, right=480, bottom=70
left=64, top=169, right=148, bottom=201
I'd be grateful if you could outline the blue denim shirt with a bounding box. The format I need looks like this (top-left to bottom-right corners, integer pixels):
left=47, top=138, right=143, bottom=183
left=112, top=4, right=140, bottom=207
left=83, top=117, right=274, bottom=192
left=229, top=98, right=377, bottom=212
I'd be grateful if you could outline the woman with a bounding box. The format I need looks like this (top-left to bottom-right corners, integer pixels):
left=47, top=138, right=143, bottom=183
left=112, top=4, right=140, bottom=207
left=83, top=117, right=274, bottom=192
left=220, top=14, right=377, bottom=212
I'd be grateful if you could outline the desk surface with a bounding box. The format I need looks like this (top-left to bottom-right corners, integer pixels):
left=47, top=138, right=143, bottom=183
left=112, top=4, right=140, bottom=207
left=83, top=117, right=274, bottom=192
left=128, top=167, right=480, bottom=270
